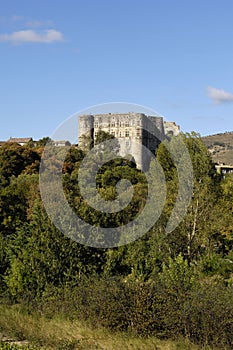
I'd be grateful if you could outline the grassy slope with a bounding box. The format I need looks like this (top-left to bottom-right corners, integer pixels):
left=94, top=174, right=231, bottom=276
left=0, top=305, right=212, bottom=350
left=202, top=132, right=233, bottom=165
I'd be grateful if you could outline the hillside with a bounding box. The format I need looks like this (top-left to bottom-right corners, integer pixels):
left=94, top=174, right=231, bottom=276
left=202, top=131, right=233, bottom=165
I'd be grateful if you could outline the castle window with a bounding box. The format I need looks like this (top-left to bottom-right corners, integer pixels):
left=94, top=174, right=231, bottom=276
left=137, top=120, right=140, bottom=126
left=119, top=131, right=122, bottom=137
left=119, top=122, right=122, bottom=127
left=125, top=121, right=129, bottom=127
left=111, top=122, right=115, bottom=127
left=136, top=129, right=140, bottom=137
left=125, top=130, right=129, bottom=137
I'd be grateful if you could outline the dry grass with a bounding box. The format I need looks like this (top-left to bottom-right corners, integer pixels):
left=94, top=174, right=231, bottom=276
left=0, top=304, right=212, bottom=350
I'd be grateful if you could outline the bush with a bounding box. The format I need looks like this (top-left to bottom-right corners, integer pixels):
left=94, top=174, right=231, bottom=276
left=184, top=281, right=233, bottom=348
left=10, top=270, right=233, bottom=348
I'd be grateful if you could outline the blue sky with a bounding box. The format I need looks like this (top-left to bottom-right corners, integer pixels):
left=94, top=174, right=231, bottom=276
left=0, top=0, right=233, bottom=140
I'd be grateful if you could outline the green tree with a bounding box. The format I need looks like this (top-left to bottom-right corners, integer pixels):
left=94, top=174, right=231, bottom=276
left=0, top=143, right=40, bottom=186
left=5, top=198, right=106, bottom=299
left=95, top=130, right=115, bottom=145
left=157, top=133, right=221, bottom=261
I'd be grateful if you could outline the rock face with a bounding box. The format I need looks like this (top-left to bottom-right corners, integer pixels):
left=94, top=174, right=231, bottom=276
left=78, top=112, right=169, bottom=170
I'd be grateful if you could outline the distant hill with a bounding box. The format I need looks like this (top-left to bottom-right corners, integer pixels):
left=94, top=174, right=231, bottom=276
left=202, top=132, right=233, bottom=165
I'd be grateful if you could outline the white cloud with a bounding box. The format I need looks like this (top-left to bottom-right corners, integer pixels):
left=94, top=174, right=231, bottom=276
left=207, top=86, right=233, bottom=104
left=0, top=29, right=64, bottom=44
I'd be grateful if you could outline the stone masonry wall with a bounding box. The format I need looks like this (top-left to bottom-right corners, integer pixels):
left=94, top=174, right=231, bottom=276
left=78, top=112, right=167, bottom=170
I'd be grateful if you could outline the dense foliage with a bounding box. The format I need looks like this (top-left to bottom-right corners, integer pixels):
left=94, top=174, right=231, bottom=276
left=0, top=133, right=233, bottom=348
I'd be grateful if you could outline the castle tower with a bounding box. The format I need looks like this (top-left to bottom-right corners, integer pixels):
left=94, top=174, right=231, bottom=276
left=78, top=115, right=94, bottom=150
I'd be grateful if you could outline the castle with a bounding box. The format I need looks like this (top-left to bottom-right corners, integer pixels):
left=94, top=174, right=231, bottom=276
left=78, top=112, right=180, bottom=170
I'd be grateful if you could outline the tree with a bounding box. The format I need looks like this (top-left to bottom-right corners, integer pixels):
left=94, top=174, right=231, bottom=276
left=36, top=137, right=52, bottom=147
left=95, top=130, right=115, bottom=145
left=5, top=199, right=106, bottom=299
left=0, top=143, right=40, bottom=186
left=156, top=132, right=221, bottom=261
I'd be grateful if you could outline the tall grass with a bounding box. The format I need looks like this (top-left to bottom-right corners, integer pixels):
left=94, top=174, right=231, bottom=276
left=0, top=304, right=207, bottom=350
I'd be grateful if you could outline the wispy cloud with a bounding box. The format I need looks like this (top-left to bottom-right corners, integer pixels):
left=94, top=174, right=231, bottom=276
left=0, top=29, right=64, bottom=44
left=11, top=15, right=25, bottom=22
left=10, top=16, right=53, bottom=28
left=207, top=86, right=233, bottom=104
left=26, top=20, right=54, bottom=28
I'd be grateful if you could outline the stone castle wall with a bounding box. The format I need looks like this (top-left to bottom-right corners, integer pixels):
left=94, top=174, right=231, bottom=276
left=164, top=121, right=180, bottom=136
left=78, top=113, right=177, bottom=170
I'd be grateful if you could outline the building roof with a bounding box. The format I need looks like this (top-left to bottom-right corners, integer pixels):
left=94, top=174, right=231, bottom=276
left=53, top=140, right=69, bottom=146
left=7, top=137, right=33, bottom=143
